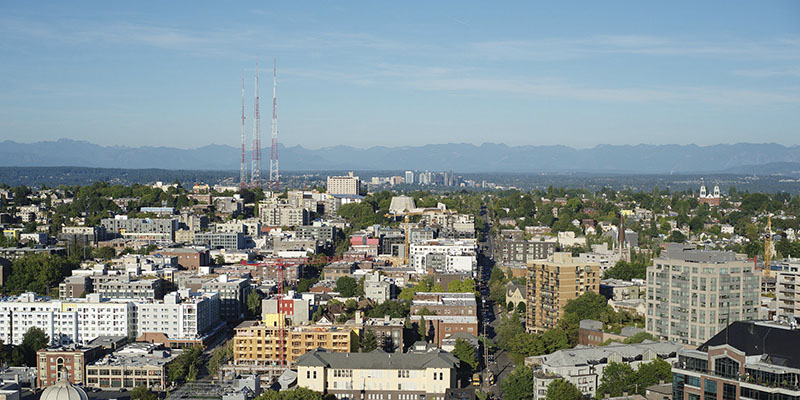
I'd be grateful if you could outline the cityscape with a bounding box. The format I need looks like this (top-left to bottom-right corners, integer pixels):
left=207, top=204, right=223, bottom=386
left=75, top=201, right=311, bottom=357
left=1, top=3, right=800, bottom=400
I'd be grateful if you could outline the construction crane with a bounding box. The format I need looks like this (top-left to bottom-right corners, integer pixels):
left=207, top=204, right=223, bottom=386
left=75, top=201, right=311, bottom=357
left=764, top=214, right=773, bottom=277
left=385, top=207, right=447, bottom=266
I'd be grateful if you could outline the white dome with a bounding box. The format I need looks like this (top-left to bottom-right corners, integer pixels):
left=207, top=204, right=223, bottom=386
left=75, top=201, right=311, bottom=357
left=40, top=380, right=89, bottom=400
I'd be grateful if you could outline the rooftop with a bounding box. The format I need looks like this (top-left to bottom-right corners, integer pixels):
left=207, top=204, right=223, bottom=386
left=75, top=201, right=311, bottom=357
left=296, top=348, right=458, bottom=370
left=535, top=341, right=683, bottom=368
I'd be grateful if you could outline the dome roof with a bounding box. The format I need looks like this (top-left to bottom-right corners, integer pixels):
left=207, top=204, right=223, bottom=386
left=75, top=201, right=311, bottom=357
left=40, top=380, right=89, bottom=400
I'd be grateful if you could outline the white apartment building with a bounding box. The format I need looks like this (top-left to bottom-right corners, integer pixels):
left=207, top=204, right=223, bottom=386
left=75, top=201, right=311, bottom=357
left=409, top=239, right=477, bottom=274
left=0, top=293, right=135, bottom=346
left=776, top=262, right=800, bottom=323
left=136, top=290, right=220, bottom=341
left=645, top=245, right=760, bottom=346
left=404, top=170, right=414, bottom=185
left=326, top=174, right=361, bottom=196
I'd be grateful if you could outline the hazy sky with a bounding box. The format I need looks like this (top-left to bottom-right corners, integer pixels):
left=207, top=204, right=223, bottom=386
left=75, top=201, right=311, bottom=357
left=1, top=1, right=799, bottom=149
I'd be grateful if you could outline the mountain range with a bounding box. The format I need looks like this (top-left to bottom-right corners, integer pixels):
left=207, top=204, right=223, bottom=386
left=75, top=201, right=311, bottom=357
left=1, top=139, right=800, bottom=174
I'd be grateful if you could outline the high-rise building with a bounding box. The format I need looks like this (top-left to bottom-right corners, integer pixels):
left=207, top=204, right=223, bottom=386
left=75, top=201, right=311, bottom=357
left=776, top=262, right=800, bottom=323
left=404, top=170, right=414, bottom=184
left=526, top=253, right=601, bottom=333
left=646, top=245, right=760, bottom=346
left=326, top=173, right=361, bottom=195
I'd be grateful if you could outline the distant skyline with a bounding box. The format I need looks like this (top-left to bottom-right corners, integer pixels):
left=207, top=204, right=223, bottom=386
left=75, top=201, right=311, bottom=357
left=1, top=2, right=799, bottom=149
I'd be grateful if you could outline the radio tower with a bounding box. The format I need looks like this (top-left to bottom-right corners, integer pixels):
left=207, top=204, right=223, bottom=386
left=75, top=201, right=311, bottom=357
left=239, top=75, right=247, bottom=189
left=269, top=59, right=280, bottom=191
left=250, top=63, right=261, bottom=187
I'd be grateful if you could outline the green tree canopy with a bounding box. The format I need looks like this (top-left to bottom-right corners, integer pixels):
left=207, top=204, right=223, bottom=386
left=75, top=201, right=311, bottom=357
left=130, top=386, right=157, bottom=400
left=247, top=290, right=263, bottom=317
left=501, top=365, right=534, bottom=400
left=336, top=276, right=358, bottom=297
left=452, top=338, right=478, bottom=372
left=360, top=329, right=377, bottom=353
left=545, top=379, right=583, bottom=400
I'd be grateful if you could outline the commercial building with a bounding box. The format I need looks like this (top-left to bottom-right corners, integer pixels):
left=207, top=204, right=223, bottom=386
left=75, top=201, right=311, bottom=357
left=85, top=343, right=177, bottom=391
left=232, top=321, right=358, bottom=366
left=297, top=349, right=458, bottom=400
left=326, top=174, right=361, bottom=196
left=297, top=225, right=337, bottom=243
left=672, top=321, right=800, bottom=400
left=526, top=253, right=601, bottom=333
left=645, top=246, right=760, bottom=346
left=528, top=341, right=682, bottom=400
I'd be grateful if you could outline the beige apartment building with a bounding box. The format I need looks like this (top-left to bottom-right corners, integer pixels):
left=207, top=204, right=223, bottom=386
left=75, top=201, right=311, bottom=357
left=232, top=321, right=357, bottom=366
left=326, top=174, right=361, bottom=196
left=526, top=252, right=601, bottom=333
left=297, top=348, right=458, bottom=400
left=776, top=262, right=800, bottom=323
left=645, top=245, right=760, bottom=346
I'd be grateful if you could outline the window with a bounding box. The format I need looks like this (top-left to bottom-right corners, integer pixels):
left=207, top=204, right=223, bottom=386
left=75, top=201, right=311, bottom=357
left=714, top=357, right=739, bottom=379
left=722, top=383, right=736, bottom=400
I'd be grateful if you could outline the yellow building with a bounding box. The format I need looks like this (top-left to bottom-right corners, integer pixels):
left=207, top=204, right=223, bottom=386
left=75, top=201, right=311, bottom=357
left=233, top=320, right=358, bottom=366
left=526, top=252, right=601, bottom=333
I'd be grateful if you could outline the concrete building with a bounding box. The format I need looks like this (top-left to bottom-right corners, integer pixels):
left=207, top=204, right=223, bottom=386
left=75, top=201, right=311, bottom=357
left=526, top=253, right=601, bottom=333
left=258, top=202, right=310, bottom=227
left=58, top=226, right=106, bottom=246
left=261, top=293, right=311, bottom=326
left=672, top=321, right=800, bottom=400
left=411, top=292, right=477, bottom=317
left=326, top=174, right=361, bottom=196
left=528, top=341, right=682, bottom=400
left=600, top=279, right=645, bottom=301
left=85, top=343, right=177, bottom=391
left=94, top=277, right=167, bottom=300
left=100, top=216, right=177, bottom=241
left=776, top=263, right=800, bottom=323
left=136, top=291, right=221, bottom=347
left=363, top=316, right=404, bottom=353
left=645, top=245, right=760, bottom=346
left=193, top=232, right=245, bottom=250
left=58, top=276, right=92, bottom=299
left=498, top=239, right=558, bottom=266
left=363, top=272, right=394, bottom=305
left=297, top=225, right=337, bottom=243
left=404, top=171, right=414, bottom=185
left=202, top=275, right=252, bottom=322
left=296, top=348, right=458, bottom=400
left=0, top=293, right=135, bottom=346
left=409, top=239, right=477, bottom=275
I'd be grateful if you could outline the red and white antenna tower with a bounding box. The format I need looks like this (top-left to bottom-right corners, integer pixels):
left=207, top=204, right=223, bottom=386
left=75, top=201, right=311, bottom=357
left=239, top=74, right=247, bottom=189
left=269, top=58, right=279, bottom=192
left=251, top=62, right=262, bottom=187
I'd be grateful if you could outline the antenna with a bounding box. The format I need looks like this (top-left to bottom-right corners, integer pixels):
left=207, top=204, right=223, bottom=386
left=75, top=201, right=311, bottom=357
left=239, top=74, right=247, bottom=189
left=269, top=58, right=280, bottom=192
left=251, top=62, right=261, bottom=187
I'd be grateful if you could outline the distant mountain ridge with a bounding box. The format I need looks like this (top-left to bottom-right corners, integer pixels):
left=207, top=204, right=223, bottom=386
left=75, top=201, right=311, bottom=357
left=1, top=139, right=800, bottom=174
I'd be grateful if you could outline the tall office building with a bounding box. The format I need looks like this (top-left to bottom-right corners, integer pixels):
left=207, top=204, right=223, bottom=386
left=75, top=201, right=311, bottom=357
left=326, top=173, right=361, bottom=195
left=404, top=170, right=414, bottom=184
left=526, top=253, right=601, bottom=333
left=646, top=245, right=760, bottom=346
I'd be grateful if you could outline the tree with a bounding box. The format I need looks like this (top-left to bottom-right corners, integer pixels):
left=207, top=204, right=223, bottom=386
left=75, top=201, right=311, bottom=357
left=336, top=276, right=358, bottom=297
left=4, top=254, right=78, bottom=295
left=360, top=329, right=377, bottom=353
left=500, top=365, right=534, bottom=400
left=208, top=340, right=233, bottom=377
left=253, top=387, right=328, bottom=400
left=516, top=302, right=526, bottom=315
left=215, top=255, right=226, bottom=265
left=418, top=317, right=428, bottom=342
left=91, top=246, right=116, bottom=260
left=21, top=327, right=49, bottom=366
left=666, top=230, right=686, bottom=243
left=545, top=379, right=582, bottom=400
left=452, top=338, right=477, bottom=372
left=597, top=362, right=636, bottom=398
left=247, top=290, right=263, bottom=317
left=634, top=359, right=672, bottom=395
left=167, top=345, right=203, bottom=384
left=130, top=386, right=157, bottom=400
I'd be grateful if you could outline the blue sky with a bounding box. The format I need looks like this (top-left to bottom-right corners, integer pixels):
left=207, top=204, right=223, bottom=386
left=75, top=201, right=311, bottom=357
left=1, top=1, right=798, bottom=149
